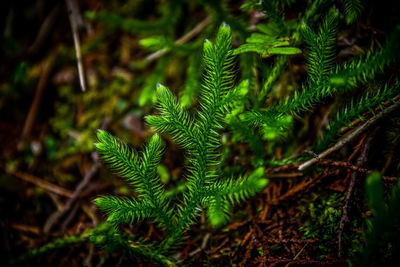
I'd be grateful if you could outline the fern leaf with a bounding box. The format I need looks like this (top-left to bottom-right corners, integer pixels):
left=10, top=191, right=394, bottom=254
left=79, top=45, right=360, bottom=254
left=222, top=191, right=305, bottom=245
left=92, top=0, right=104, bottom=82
left=146, top=84, right=198, bottom=150
left=301, top=8, right=338, bottom=86
left=205, top=195, right=231, bottom=227
left=206, top=168, right=268, bottom=206
left=202, top=168, right=268, bottom=227
left=95, top=130, right=173, bottom=231
left=242, top=9, right=339, bottom=128
left=343, top=0, right=362, bottom=24
left=95, top=196, right=154, bottom=224
left=316, top=82, right=400, bottom=152
left=95, top=130, right=141, bottom=185
left=159, top=23, right=237, bottom=251
left=180, top=53, right=202, bottom=107
left=330, top=25, right=400, bottom=88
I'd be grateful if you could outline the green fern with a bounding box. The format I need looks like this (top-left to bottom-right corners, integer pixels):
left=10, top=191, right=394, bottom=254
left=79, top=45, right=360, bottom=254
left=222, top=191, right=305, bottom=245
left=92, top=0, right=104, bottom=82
left=93, top=24, right=268, bottom=263
left=180, top=53, right=202, bottom=107
left=343, top=0, right=363, bottom=24
left=240, top=7, right=339, bottom=129
left=330, top=25, right=400, bottom=89
left=316, top=81, right=400, bottom=152
left=95, top=131, right=173, bottom=231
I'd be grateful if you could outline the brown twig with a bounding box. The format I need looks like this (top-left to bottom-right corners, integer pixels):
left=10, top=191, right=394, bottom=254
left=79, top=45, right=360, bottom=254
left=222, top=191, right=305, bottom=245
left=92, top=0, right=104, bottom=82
left=7, top=170, right=73, bottom=197
left=298, top=100, right=400, bottom=171
left=338, top=129, right=377, bottom=258
left=205, top=237, right=229, bottom=254
left=44, top=118, right=109, bottom=233
left=10, top=223, right=40, bottom=235
left=284, top=243, right=308, bottom=267
left=18, top=56, right=54, bottom=149
left=28, top=5, right=60, bottom=55
left=188, top=233, right=211, bottom=257
left=61, top=201, right=81, bottom=230
left=339, top=95, right=400, bottom=134
left=66, top=0, right=86, bottom=91
left=264, top=172, right=303, bottom=178
left=270, top=170, right=339, bottom=204
left=44, top=153, right=100, bottom=233
left=316, top=160, right=398, bottom=181
left=262, top=238, right=317, bottom=244
left=143, top=16, right=212, bottom=64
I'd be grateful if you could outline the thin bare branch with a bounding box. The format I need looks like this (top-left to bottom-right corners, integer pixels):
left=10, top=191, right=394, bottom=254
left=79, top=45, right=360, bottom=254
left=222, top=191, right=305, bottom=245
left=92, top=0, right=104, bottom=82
left=298, top=100, right=400, bottom=171
left=7, top=170, right=72, bottom=197
left=66, top=0, right=86, bottom=91
left=144, top=16, right=212, bottom=64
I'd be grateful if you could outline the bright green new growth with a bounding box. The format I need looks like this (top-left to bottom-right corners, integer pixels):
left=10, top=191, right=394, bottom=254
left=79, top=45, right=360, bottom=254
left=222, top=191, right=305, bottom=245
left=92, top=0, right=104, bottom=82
left=94, top=24, right=268, bottom=262
left=95, top=131, right=173, bottom=231
left=240, top=9, right=339, bottom=128
left=232, top=22, right=301, bottom=57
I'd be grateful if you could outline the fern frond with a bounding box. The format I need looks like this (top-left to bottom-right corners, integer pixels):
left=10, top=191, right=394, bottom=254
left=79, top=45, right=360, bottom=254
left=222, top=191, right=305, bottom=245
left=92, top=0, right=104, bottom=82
left=302, top=8, right=338, bottom=86
left=90, top=223, right=175, bottom=266
left=159, top=23, right=237, bottom=251
left=180, top=53, right=202, bottom=107
left=194, top=23, right=235, bottom=173
left=202, top=168, right=268, bottom=227
left=268, top=9, right=338, bottom=115
left=205, top=195, right=231, bottom=227
left=95, top=196, right=154, bottom=224
left=242, top=9, right=339, bottom=128
left=95, top=131, right=173, bottom=231
left=146, top=84, right=198, bottom=150
left=343, top=0, right=362, bottom=24
left=316, top=82, right=400, bottom=152
left=256, top=0, right=326, bottom=106
left=330, top=25, right=400, bottom=89
left=206, top=168, right=268, bottom=206
left=95, top=130, right=141, bottom=185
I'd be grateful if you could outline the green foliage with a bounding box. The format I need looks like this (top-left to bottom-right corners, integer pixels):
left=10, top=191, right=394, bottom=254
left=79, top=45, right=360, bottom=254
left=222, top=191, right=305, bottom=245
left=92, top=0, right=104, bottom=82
left=10, top=223, right=175, bottom=266
left=299, top=193, right=343, bottom=242
left=240, top=8, right=339, bottom=131
left=232, top=22, right=301, bottom=57
left=356, top=172, right=400, bottom=266
left=93, top=24, right=268, bottom=263
left=89, top=223, right=175, bottom=266
left=343, top=0, right=363, bottom=24
left=301, top=9, right=338, bottom=89
left=180, top=53, right=202, bottom=107
left=95, top=131, right=173, bottom=231
left=316, top=81, right=400, bottom=152
left=299, top=193, right=362, bottom=258
left=330, top=25, right=400, bottom=89
left=10, top=233, right=86, bottom=265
